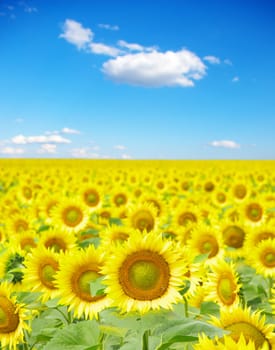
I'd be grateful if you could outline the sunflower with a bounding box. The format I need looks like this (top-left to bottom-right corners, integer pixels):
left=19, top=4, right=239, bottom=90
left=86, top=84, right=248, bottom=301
left=55, top=245, right=111, bottom=319
left=0, top=282, right=30, bottom=350
left=194, top=333, right=269, bottom=350
left=203, top=259, right=240, bottom=308
left=243, top=222, right=275, bottom=252
left=187, top=223, right=224, bottom=266
left=9, top=230, right=38, bottom=253
left=211, top=305, right=275, bottom=349
left=79, top=183, right=102, bottom=212
left=99, top=225, right=131, bottom=247
left=38, top=227, right=77, bottom=253
left=124, top=203, right=158, bottom=233
left=51, top=197, right=90, bottom=233
left=38, top=193, right=60, bottom=224
left=241, top=197, right=267, bottom=227
left=244, top=238, right=275, bottom=277
left=172, top=203, right=200, bottom=228
left=231, top=182, right=250, bottom=202
left=23, top=246, right=60, bottom=302
left=101, top=229, right=187, bottom=314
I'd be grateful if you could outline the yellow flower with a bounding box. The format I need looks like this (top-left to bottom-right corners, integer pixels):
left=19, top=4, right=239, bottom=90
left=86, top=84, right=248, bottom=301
left=101, top=230, right=187, bottom=314
left=187, top=223, right=224, bottom=266
left=51, top=197, right=90, bottom=233
left=23, top=246, right=60, bottom=302
left=211, top=305, right=275, bottom=349
left=0, top=282, right=30, bottom=350
left=194, top=333, right=269, bottom=350
left=125, top=202, right=158, bottom=233
left=55, top=245, right=112, bottom=319
left=39, top=227, right=77, bottom=253
left=245, top=238, right=275, bottom=277
left=203, top=259, right=241, bottom=308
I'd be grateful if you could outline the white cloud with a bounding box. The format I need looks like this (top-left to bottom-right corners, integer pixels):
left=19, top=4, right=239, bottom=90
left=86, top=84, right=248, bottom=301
left=98, top=23, right=119, bottom=31
left=15, top=118, right=24, bottom=123
left=224, top=59, right=233, bottom=65
left=0, top=147, right=25, bottom=155
left=102, top=49, right=206, bottom=87
left=11, top=134, right=71, bottom=144
left=114, top=144, right=126, bottom=150
left=121, top=154, right=132, bottom=159
left=37, top=144, right=57, bottom=154
left=90, top=42, right=122, bottom=57
left=117, top=40, right=156, bottom=52
left=24, top=6, right=37, bottom=13
left=232, top=76, right=240, bottom=83
left=209, top=140, right=240, bottom=149
left=71, top=148, right=89, bottom=158
left=59, top=19, right=93, bottom=49
left=61, top=127, right=80, bottom=134
left=203, top=55, right=221, bottom=64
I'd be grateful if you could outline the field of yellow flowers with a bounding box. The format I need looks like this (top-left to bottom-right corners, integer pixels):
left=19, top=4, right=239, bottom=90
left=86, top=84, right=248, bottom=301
left=1, top=159, right=275, bottom=349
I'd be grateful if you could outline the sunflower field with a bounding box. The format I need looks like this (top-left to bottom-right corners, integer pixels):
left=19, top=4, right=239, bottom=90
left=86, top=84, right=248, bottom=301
left=1, top=159, right=275, bottom=350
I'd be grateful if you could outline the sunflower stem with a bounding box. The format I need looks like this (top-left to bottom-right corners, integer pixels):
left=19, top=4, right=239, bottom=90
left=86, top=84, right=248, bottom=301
left=142, top=329, right=150, bottom=350
left=183, top=296, right=189, bottom=317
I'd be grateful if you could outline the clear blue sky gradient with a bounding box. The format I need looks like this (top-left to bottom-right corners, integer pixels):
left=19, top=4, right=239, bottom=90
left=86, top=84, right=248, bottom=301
left=0, top=0, right=275, bottom=159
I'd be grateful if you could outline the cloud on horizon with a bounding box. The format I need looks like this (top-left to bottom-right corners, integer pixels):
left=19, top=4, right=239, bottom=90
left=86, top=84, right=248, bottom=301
left=209, top=140, right=240, bottom=149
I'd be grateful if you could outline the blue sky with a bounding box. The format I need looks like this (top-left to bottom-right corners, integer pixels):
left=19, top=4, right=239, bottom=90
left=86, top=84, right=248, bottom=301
left=0, top=0, right=275, bottom=159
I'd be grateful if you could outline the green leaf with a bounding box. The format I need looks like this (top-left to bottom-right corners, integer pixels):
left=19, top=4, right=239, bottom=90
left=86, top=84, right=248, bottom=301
left=157, top=335, right=198, bottom=350
left=156, top=318, right=227, bottom=342
left=200, top=301, right=220, bottom=318
left=99, top=324, right=128, bottom=338
left=43, top=320, right=100, bottom=350
left=193, top=253, right=209, bottom=264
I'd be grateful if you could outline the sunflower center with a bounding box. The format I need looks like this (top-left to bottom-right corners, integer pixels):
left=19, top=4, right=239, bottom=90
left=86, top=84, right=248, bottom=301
left=261, top=250, right=275, bottom=267
left=223, top=225, right=245, bottom=248
left=15, top=219, right=28, bottom=233
left=72, top=266, right=105, bottom=302
left=246, top=204, right=263, bottom=222
left=225, top=322, right=269, bottom=350
left=0, top=296, right=20, bottom=333
left=256, top=232, right=275, bottom=244
left=199, top=235, right=219, bottom=258
left=62, top=206, right=83, bottom=227
left=45, top=238, right=66, bottom=252
left=114, top=194, right=127, bottom=207
left=217, top=193, right=226, bottom=203
left=21, top=237, right=37, bottom=252
left=23, top=186, right=32, bottom=199
left=84, top=190, right=100, bottom=207
left=119, top=250, right=170, bottom=300
left=217, top=274, right=236, bottom=305
left=178, top=212, right=197, bottom=226
left=132, top=210, right=154, bottom=232
left=234, top=185, right=247, bottom=199
left=39, top=261, right=58, bottom=289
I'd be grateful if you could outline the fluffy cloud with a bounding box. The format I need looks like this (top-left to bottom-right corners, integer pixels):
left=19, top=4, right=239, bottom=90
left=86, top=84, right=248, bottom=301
left=203, top=55, right=220, bottom=64
left=61, top=127, right=80, bottom=134
left=232, top=76, right=240, bottom=83
left=209, top=140, right=240, bottom=149
left=0, top=147, right=25, bottom=155
left=102, top=49, right=206, bottom=87
left=59, top=19, right=93, bottom=49
left=90, top=43, right=122, bottom=57
left=11, top=134, right=71, bottom=144
left=71, top=148, right=89, bottom=158
left=37, top=144, right=57, bottom=154
left=117, top=40, right=155, bottom=52
left=121, top=153, right=132, bottom=159
left=114, top=145, right=126, bottom=150
left=98, top=23, right=119, bottom=31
